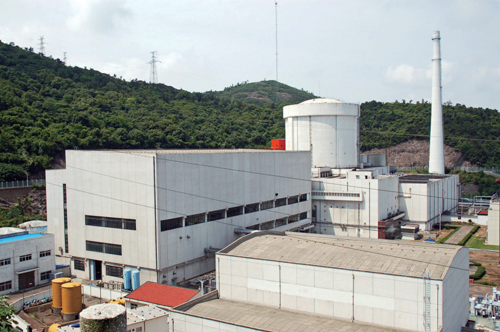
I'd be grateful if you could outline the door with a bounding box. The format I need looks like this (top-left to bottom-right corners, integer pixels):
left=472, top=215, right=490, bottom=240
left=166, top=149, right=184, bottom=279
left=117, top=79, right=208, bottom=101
left=18, top=271, right=35, bottom=290
left=95, top=260, right=102, bottom=280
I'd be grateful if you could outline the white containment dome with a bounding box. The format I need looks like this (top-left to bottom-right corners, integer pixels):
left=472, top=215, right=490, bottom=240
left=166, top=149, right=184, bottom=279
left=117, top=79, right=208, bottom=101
left=283, top=98, right=360, bottom=168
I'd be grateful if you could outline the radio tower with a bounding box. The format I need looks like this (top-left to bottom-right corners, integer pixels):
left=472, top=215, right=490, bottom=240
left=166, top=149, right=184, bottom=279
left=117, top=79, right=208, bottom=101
left=148, top=51, right=160, bottom=84
left=38, top=36, right=45, bottom=55
left=63, top=52, right=67, bottom=64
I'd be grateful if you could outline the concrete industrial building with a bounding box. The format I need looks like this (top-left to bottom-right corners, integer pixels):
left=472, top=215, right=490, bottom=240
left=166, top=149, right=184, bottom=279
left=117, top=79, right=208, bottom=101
left=169, top=231, right=469, bottom=332
left=46, top=149, right=311, bottom=285
left=487, top=199, right=499, bottom=246
left=283, top=98, right=460, bottom=238
left=0, top=228, right=55, bottom=295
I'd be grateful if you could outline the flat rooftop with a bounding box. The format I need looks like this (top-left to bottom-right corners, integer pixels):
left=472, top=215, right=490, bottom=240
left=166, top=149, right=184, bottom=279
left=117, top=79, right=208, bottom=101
left=0, top=233, right=44, bottom=244
left=218, top=231, right=462, bottom=280
left=102, top=149, right=290, bottom=154
left=174, top=296, right=405, bottom=332
left=399, top=174, right=451, bottom=183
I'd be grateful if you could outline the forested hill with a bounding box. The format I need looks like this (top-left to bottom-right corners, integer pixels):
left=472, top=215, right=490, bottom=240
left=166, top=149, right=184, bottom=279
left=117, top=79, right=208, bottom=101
left=0, top=41, right=288, bottom=181
left=209, top=80, right=316, bottom=105
left=360, top=101, right=500, bottom=167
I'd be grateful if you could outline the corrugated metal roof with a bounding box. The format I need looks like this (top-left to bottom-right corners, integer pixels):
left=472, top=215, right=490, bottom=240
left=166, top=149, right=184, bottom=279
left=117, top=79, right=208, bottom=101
left=124, top=281, right=199, bottom=308
left=218, top=231, right=462, bottom=280
left=176, top=297, right=406, bottom=332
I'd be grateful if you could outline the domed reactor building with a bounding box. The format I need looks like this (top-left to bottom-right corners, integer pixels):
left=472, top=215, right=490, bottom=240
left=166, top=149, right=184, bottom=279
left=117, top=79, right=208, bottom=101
left=283, top=98, right=459, bottom=239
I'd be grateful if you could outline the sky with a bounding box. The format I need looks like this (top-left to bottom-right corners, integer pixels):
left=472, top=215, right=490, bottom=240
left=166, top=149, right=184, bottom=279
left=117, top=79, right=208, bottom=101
left=0, top=0, right=499, bottom=110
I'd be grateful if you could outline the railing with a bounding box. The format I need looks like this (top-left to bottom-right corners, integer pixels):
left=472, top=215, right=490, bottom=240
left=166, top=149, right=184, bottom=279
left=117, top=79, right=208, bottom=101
left=0, top=179, right=45, bottom=189
left=396, top=166, right=500, bottom=173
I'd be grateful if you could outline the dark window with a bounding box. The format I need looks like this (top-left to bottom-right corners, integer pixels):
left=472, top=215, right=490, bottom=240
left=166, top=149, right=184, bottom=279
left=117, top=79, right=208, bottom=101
left=227, top=206, right=243, bottom=218
left=40, top=250, right=51, bottom=258
left=106, top=265, right=123, bottom=278
left=85, top=216, right=136, bottom=230
left=288, top=195, right=299, bottom=205
left=74, top=259, right=85, bottom=271
left=0, top=258, right=11, bottom=266
left=300, top=212, right=308, bottom=220
left=0, top=281, right=12, bottom=291
left=65, top=234, right=69, bottom=253
left=299, top=194, right=308, bottom=202
left=86, top=241, right=122, bottom=256
left=275, top=198, right=287, bottom=207
left=288, top=214, right=299, bottom=223
left=260, top=200, right=274, bottom=211
left=260, top=220, right=274, bottom=230
left=185, top=213, right=205, bottom=226
left=161, top=217, right=183, bottom=231
left=20, top=254, right=32, bottom=262
left=245, top=203, right=259, bottom=214
left=63, top=184, right=69, bottom=253
left=275, top=217, right=287, bottom=227
left=41, top=271, right=51, bottom=281
left=246, top=224, right=260, bottom=230
left=207, top=209, right=225, bottom=222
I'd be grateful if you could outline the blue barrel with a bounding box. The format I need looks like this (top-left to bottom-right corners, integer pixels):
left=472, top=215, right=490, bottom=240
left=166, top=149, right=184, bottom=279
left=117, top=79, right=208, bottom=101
left=132, top=270, right=140, bottom=290
left=123, top=269, right=132, bottom=290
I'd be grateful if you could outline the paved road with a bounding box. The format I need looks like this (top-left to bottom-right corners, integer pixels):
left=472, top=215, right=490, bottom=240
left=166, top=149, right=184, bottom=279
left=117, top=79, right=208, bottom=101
left=445, top=225, right=474, bottom=245
left=6, top=285, right=51, bottom=305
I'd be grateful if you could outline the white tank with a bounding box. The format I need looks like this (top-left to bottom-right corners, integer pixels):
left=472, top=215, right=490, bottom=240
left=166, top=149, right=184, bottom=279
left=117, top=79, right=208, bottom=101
left=283, top=98, right=360, bottom=168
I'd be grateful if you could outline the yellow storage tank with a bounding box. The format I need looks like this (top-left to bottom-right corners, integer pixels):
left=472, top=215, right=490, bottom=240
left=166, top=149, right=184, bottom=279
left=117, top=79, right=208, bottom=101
left=52, top=278, right=71, bottom=310
left=61, top=282, right=82, bottom=314
left=48, top=324, right=60, bottom=332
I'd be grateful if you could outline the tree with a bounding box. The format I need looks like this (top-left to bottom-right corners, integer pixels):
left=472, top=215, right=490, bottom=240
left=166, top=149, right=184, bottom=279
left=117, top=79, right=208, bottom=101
left=0, top=295, right=17, bottom=332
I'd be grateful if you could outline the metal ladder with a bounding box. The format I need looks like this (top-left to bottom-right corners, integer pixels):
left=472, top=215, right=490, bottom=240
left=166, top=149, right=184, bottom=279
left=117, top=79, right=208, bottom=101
left=423, top=272, right=431, bottom=332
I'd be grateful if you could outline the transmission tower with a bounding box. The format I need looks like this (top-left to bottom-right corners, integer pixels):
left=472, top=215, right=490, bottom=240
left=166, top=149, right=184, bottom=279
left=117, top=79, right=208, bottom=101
left=38, top=36, right=45, bottom=55
left=275, top=1, right=279, bottom=103
left=148, top=51, right=161, bottom=84
left=63, top=52, right=67, bottom=64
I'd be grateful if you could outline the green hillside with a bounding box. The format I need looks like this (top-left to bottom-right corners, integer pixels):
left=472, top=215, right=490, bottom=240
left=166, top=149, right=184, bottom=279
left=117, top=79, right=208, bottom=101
left=209, top=80, right=316, bottom=105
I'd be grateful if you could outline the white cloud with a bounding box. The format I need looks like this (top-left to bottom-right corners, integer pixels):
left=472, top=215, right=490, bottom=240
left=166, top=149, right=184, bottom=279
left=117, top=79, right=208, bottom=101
left=385, top=64, right=429, bottom=85
left=67, top=0, right=131, bottom=34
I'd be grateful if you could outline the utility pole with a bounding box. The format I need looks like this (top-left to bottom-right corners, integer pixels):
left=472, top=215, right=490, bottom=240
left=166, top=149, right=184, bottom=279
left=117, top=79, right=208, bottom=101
left=275, top=1, right=279, bottom=103
left=148, top=51, right=160, bottom=84
left=38, top=36, right=45, bottom=55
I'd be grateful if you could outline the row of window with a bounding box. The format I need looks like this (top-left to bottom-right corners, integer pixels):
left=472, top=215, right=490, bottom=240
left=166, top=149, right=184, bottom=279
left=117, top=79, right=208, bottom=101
left=73, top=258, right=123, bottom=278
left=20, top=254, right=32, bottom=262
left=245, top=212, right=308, bottom=231
left=74, top=259, right=85, bottom=271
left=41, top=271, right=51, bottom=281
left=312, top=191, right=360, bottom=198
left=161, top=194, right=308, bottom=232
left=0, top=258, right=10, bottom=266
left=63, top=183, right=69, bottom=253
left=0, top=281, right=12, bottom=291
left=85, top=215, right=136, bottom=230
left=86, top=241, right=122, bottom=256
left=40, top=250, right=51, bottom=258
left=0, top=251, right=50, bottom=266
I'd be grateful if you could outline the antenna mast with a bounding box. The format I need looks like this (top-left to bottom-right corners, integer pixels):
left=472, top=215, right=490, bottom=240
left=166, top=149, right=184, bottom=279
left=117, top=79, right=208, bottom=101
left=38, top=36, right=45, bottom=55
left=275, top=1, right=279, bottom=103
left=149, top=51, right=160, bottom=84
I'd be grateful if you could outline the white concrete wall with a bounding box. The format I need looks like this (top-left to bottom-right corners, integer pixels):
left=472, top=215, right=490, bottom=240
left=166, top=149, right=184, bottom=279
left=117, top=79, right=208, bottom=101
left=442, top=247, right=469, bottom=332
left=169, top=311, right=259, bottom=332
left=488, top=201, right=499, bottom=245
left=156, top=151, right=311, bottom=285
left=0, top=234, right=55, bottom=295
left=216, top=255, right=444, bottom=331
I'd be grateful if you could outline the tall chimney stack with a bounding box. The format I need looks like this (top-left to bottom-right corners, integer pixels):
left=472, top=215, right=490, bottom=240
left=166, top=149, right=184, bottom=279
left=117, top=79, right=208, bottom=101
left=429, top=31, right=445, bottom=174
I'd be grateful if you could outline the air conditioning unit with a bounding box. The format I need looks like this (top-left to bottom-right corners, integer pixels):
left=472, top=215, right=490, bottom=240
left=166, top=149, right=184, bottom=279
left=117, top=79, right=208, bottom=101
left=49, top=272, right=63, bottom=281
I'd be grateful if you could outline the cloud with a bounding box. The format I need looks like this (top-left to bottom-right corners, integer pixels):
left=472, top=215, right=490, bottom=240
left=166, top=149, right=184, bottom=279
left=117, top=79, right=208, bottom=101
left=67, top=0, right=131, bottom=35
left=385, top=64, right=429, bottom=85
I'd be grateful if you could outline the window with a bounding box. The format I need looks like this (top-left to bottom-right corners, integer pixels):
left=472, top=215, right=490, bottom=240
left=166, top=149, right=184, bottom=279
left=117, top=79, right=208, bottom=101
left=0, top=258, right=11, bottom=266
left=130, top=304, right=138, bottom=310
left=299, top=194, right=308, bottom=202
left=41, top=271, right=51, bottom=281
left=246, top=224, right=260, bottom=230
left=20, top=254, right=32, bottom=262
left=85, top=216, right=136, bottom=230
left=74, top=259, right=85, bottom=271
left=40, top=250, right=51, bottom=258
left=288, top=214, right=299, bottom=224
left=65, top=234, right=69, bottom=253
left=275, top=217, right=287, bottom=227
left=0, top=281, right=12, bottom=291
left=245, top=203, right=259, bottom=214
left=185, top=213, right=205, bottom=226
left=106, top=265, right=123, bottom=278
left=300, top=212, right=308, bottom=220
left=260, top=220, right=274, bottom=230
left=227, top=206, right=243, bottom=218
left=136, top=328, right=142, bottom=332
left=275, top=198, right=287, bottom=207
left=288, top=195, right=299, bottom=205
left=260, top=200, right=274, bottom=211
left=86, top=241, right=122, bottom=256
left=161, top=217, right=183, bottom=231
left=63, top=184, right=69, bottom=253
left=207, top=209, right=225, bottom=222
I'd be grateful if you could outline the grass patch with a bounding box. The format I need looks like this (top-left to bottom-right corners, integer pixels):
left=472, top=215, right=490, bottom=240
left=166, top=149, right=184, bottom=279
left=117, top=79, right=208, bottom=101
left=436, top=226, right=460, bottom=244
left=458, top=225, right=480, bottom=246
left=465, top=235, right=500, bottom=250
left=470, top=261, right=486, bottom=280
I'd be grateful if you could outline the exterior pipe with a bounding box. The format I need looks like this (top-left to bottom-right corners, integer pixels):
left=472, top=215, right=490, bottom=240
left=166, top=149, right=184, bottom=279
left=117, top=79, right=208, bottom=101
left=429, top=31, right=445, bottom=174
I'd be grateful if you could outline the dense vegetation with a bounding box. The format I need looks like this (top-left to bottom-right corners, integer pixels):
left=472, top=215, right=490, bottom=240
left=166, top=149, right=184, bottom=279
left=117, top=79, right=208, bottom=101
left=210, top=80, right=316, bottom=105
left=360, top=101, right=500, bottom=167
left=452, top=170, right=500, bottom=197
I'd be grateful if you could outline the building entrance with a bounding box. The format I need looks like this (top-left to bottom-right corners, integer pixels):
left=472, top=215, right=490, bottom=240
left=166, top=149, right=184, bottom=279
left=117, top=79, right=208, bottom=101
left=18, top=271, right=35, bottom=290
